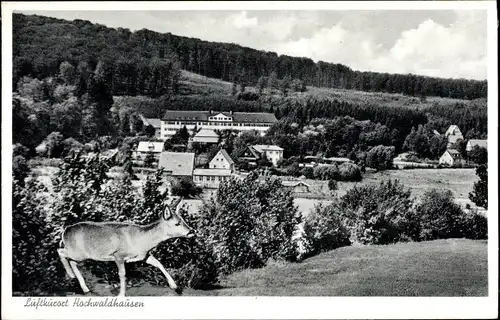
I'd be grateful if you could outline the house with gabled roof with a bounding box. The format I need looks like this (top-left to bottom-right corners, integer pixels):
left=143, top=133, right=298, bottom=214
left=444, top=125, right=464, bottom=146
left=139, top=115, right=162, bottom=139
left=209, top=149, right=235, bottom=171
left=439, top=149, right=465, bottom=167
left=466, top=139, right=487, bottom=152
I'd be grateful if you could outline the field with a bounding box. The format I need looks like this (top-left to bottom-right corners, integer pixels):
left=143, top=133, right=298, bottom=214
left=72, top=238, right=487, bottom=297
left=178, top=70, right=486, bottom=110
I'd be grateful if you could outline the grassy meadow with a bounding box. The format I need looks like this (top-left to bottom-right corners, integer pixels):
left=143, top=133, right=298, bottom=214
left=69, top=238, right=487, bottom=297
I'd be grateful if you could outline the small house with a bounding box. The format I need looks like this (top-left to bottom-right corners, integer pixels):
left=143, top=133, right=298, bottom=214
left=140, top=115, right=162, bottom=139
left=193, top=168, right=232, bottom=189
left=466, top=139, right=487, bottom=152
left=251, top=145, right=284, bottom=166
left=439, top=149, right=465, bottom=167
left=444, top=125, right=464, bottom=146
left=192, top=129, right=219, bottom=144
left=209, top=149, right=235, bottom=172
left=282, top=181, right=311, bottom=194
left=158, top=152, right=195, bottom=178
left=134, top=141, right=164, bottom=160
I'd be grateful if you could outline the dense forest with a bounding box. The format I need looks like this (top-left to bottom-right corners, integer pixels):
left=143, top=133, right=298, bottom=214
left=13, top=13, right=487, bottom=100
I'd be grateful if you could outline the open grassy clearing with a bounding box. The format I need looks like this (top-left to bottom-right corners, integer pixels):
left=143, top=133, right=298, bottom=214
left=69, top=239, right=487, bottom=297
left=178, top=70, right=486, bottom=110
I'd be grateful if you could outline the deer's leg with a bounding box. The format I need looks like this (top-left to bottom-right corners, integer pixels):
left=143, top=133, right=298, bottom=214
left=115, top=258, right=127, bottom=297
left=57, top=248, right=75, bottom=278
left=69, top=260, right=90, bottom=294
left=145, top=255, right=181, bottom=294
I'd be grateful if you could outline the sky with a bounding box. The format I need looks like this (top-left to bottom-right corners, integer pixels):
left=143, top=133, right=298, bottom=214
left=21, top=10, right=487, bottom=80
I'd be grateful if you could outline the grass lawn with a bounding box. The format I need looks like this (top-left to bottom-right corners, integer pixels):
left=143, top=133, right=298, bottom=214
left=72, top=239, right=487, bottom=297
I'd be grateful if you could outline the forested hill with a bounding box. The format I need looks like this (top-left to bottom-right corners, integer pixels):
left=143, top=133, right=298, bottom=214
left=13, top=13, right=486, bottom=100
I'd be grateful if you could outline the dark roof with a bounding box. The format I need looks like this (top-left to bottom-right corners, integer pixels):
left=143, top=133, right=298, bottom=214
left=446, top=149, right=463, bottom=159
left=468, top=139, right=487, bottom=149
left=162, top=110, right=277, bottom=123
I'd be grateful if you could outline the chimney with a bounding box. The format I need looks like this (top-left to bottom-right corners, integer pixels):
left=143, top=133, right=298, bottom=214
left=230, top=110, right=233, bottom=115
left=209, top=110, right=213, bottom=115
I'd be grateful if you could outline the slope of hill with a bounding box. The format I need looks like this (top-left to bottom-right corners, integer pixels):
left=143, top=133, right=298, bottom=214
left=67, top=238, right=487, bottom=296
left=13, top=13, right=487, bottom=100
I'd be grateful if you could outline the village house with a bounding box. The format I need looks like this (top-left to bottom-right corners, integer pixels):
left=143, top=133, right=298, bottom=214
left=444, top=125, right=464, bottom=147
left=192, top=128, right=219, bottom=144
left=139, top=115, right=162, bottom=139
left=193, top=149, right=235, bottom=189
left=237, top=145, right=284, bottom=167
left=209, top=149, right=235, bottom=171
left=252, top=145, right=284, bottom=166
left=323, top=157, right=353, bottom=165
left=160, top=110, right=277, bottom=139
left=281, top=181, right=311, bottom=194
left=193, top=168, right=233, bottom=189
left=158, top=151, right=195, bottom=178
left=466, top=139, right=488, bottom=152
left=439, top=149, right=465, bottom=167
left=133, top=141, right=164, bottom=160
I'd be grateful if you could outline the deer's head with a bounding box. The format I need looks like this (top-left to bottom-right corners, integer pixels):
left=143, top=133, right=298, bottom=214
left=161, top=197, right=195, bottom=238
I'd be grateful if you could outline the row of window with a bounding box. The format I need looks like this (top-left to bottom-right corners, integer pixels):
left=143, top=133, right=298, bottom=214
left=194, top=175, right=230, bottom=182
left=164, top=121, right=272, bottom=127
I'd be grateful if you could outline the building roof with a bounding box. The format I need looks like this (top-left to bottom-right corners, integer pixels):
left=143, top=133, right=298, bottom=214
left=445, top=149, right=463, bottom=159
left=239, top=146, right=262, bottom=159
left=139, top=115, right=161, bottom=128
left=324, top=157, right=353, bottom=163
left=214, top=149, right=235, bottom=165
left=467, top=139, right=487, bottom=149
left=193, top=168, right=232, bottom=176
left=252, top=144, right=284, bottom=152
left=162, top=110, right=277, bottom=123
left=158, top=152, right=195, bottom=176
left=137, top=141, right=164, bottom=153
left=282, top=181, right=311, bottom=188
left=445, top=125, right=463, bottom=137
left=145, top=118, right=161, bottom=128
left=194, top=128, right=219, bottom=138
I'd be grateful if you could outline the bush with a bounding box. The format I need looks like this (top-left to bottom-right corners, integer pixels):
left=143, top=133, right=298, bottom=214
left=13, top=179, right=68, bottom=294
left=285, top=162, right=301, bottom=177
left=338, top=162, right=362, bottom=181
left=170, top=177, right=202, bottom=198
left=13, top=155, right=31, bottom=185
left=416, top=189, right=487, bottom=240
left=300, top=202, right=351, bottom=259
left=313, top=165, right=339, bottom=180
left=13, top=143, right=30, bottom=158
left=328, top=179, right=338, bottom=192
left=300, top=167, right=314, bottom=179
left=339, top=180, right=419, bottom=244
left=468, top=145, right=487, bottom=165
left=469, top=164, right=487, bottom=209
left=197, top=174, right=301, bottom=275
left=366, top=145, right=395, bottom=171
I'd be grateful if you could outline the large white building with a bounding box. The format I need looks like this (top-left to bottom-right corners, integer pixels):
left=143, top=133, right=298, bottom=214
left=160, top=110, right=277, bottom=139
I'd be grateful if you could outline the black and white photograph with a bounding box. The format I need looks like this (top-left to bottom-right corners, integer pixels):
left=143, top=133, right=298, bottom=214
left=2, top=1, right=498, bottom=319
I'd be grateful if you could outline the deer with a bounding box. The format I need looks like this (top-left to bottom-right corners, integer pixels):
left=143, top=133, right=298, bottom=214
left=57, top=197, right=195, bottom=297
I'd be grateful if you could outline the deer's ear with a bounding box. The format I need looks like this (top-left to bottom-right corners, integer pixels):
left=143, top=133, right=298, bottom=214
left=163, top=206, right=173, bottom=220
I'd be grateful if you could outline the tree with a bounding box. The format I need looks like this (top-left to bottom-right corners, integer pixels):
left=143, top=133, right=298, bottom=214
left=170, top=126, right=190, bottom=144
left=257, top=76, right=268, bottom=95
left=469, top=164, right=487, bottom=209
left=123, top=158, right=138, bottom=180
left=280, top=75, right=292, bottom=96
left=268, top=71, right=279, bottom=90
left=455, top=138, right=468, bottom=159
left=429, top=135, right=449, bottom=159
left=403, top=125, right=430, bottom=158
left=59, top=61, right=76, bottom=84
left=468, top=146, right=487, bottom=165
left=365, top=145, right=395, bottom=171
left=328, top=179, right=338, bottom=193
left=170, top=177, right=202, bottom=198
left=144, top=124, right=156, bottom=137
